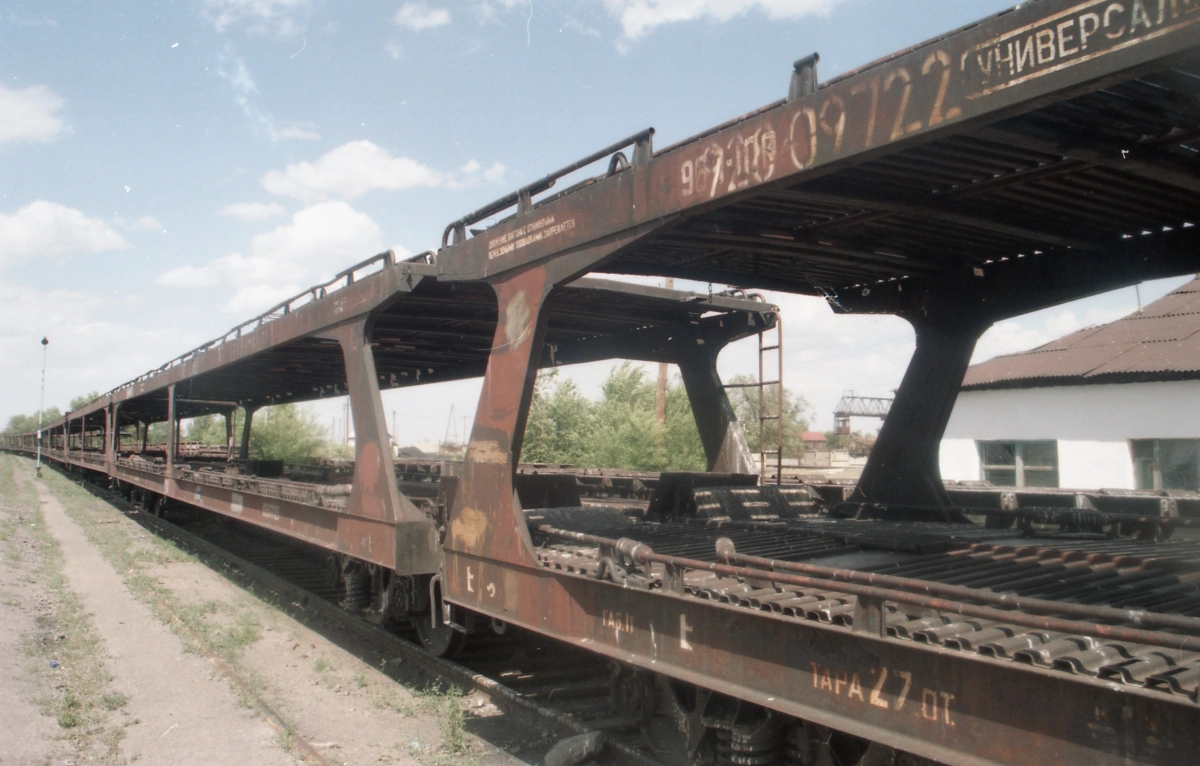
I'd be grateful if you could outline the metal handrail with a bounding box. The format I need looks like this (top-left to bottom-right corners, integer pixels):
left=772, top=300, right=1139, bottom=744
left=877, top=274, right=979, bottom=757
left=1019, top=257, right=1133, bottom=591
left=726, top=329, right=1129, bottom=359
left=92, top=249, right=409, bottom=406
left=440, top=128, right=654, bottom=249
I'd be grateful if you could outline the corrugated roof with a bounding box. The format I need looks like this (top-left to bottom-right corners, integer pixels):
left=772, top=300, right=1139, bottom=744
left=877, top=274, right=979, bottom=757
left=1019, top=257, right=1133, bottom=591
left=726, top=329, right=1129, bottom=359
left=962, top=277, right=1200, bottom=390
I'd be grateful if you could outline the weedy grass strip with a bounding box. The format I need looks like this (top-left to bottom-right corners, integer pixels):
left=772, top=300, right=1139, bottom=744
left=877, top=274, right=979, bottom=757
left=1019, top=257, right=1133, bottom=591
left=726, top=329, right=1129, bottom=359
left=34, top=465, right=332, bottom=766
left=0, top=456, right=127, bottom=764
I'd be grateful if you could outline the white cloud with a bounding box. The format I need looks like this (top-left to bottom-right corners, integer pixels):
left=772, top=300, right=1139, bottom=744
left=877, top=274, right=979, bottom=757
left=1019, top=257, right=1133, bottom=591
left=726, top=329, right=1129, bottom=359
left=217, top=52, right=320, bottom=141
left=563, top=17, right=602, bottom=37
left=394, top=2, right=451, bottom=31
left=0, top=84, right=66, bottom=144
left=251, top=202, right=381, bottom=267
left=484, top=162, right=506, bottom=182
left=112, top=214, right=163, bottom=232
left=272, top=123, right=320, bottom=140
left=203, top=0, right=309, bottom=33
left=602, top=0, right=843, bottom=40
left=0, top=280, right=206, bottom=429
left=221, top=281, right=304, bottom=316
left=155, top=264, right=221, bottom=288
left=220, top=201, right=286, bottom=221
left=475, top=0, right=525, bottom=23
left=0, top=201, right=128, bottom=267
left=156, top=201, right=384, bottom=314
left=261, top=140, right=503, bottom=202
left=384, top=41, right=403, bottom=59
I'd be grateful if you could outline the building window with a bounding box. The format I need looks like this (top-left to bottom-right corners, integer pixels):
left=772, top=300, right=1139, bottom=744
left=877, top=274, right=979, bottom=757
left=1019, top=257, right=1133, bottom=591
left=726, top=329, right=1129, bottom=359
left=977, top=441, right=1059, bottom=488
left=1131, top=439, right=1200, bottom=490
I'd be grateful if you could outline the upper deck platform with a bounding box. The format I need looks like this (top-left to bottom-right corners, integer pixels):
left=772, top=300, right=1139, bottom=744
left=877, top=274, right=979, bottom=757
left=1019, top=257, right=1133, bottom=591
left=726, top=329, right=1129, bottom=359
left=48, top=258, right=776, bottom=430
left=438, top=0, right=1200, bottom=320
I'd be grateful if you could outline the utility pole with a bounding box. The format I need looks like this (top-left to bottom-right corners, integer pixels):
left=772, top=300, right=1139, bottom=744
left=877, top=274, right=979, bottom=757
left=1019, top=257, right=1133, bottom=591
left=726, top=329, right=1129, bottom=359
left=443, top=404, right=456, bottom=447
left=655, top=278, right=674, bottom=427
left=36, top=337, right=48, bottom=478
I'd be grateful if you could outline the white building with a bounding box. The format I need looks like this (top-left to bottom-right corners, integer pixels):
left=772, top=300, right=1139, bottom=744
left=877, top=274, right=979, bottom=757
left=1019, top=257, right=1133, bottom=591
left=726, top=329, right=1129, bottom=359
left=940, top=278, right=1200, bottom=491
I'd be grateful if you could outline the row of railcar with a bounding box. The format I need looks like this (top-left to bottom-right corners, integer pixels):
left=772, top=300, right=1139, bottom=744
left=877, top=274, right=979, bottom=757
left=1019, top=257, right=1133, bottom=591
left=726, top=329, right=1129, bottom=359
left=8, top=1, right=1200, bottom=763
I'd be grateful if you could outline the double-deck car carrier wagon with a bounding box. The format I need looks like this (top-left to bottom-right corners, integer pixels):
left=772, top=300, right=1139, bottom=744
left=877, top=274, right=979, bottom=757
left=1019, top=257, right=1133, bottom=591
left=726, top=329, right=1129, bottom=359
left=7, top=1, right=1200, bottom=763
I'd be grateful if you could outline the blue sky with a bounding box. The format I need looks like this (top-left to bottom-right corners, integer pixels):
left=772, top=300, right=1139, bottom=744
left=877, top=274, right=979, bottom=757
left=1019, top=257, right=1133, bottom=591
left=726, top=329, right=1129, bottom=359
left=1, top=0, right=1188, bottom=441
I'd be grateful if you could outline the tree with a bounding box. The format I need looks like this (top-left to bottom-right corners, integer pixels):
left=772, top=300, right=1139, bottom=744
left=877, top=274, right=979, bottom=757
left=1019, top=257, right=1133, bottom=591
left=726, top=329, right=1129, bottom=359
left=3, top=408, right=63, bottom=434
left=69, top=391, right=101, bottom=411
left=185, top=412, right=238, bottom=445
left=724, top=374, right=812, bottom=460
left=249, top=404, right=329, bottom=464
left=521, top=363, right=707, bottom=472
left=183, top=405, right=332, bottom=463
left=522, top=370, right=595, bottom=465
left=589, top=363, right=666, bottom=470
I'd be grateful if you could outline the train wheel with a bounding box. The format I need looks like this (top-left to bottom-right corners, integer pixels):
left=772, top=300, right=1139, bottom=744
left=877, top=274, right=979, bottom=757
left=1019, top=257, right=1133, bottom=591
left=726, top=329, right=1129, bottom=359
left=323, top=555, right=343, bottom=592
left=636, top=675, right=713, bottom=766
left=415, top=580, right=466, bottom=658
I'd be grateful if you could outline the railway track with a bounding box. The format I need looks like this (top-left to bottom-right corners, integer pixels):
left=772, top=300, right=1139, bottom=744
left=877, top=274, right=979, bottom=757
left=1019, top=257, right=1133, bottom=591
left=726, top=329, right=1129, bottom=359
left=78, top=476, right=661, bottom=766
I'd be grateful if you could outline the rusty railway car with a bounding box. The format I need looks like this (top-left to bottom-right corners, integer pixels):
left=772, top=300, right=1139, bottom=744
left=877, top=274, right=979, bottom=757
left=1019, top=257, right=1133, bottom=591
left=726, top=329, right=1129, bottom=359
left=7, top=1, right=1200, bottom=763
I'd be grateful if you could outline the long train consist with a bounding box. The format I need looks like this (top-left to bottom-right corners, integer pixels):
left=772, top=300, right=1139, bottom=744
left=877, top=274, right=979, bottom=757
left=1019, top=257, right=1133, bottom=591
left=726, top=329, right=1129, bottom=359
left=6, top=1, right=1200, bottom=763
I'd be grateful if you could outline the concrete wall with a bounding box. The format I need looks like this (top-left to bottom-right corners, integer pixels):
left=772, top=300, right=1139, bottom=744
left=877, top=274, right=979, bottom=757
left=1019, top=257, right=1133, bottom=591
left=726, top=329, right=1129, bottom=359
left=939, top=380, right=1200, bottom=489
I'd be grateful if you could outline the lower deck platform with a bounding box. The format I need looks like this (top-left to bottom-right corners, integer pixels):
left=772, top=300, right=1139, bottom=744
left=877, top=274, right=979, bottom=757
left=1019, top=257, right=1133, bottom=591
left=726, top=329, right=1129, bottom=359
left=529, top=510, right=1200, bottom=706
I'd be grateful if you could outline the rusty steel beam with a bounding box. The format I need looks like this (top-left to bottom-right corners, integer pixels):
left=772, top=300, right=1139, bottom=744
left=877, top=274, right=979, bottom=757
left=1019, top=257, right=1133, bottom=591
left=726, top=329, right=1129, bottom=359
left=437, top=0, right=1200, bottom=287
left=538, top=526, right=1200, bottom=653
left=443, top=549, right=1197, bottom=766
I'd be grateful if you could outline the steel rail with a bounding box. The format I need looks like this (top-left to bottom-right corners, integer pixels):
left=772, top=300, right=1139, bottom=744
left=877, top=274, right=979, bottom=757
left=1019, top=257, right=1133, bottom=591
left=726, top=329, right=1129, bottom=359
left=835, top=502, right=1200, bottom=527
left=537, top=526, right=1200, bottom=654
left=713, top=538, right=1200, bottom=635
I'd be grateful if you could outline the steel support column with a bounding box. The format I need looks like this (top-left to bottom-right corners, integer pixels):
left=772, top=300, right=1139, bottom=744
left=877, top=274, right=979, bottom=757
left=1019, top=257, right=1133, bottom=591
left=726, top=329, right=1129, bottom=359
left=165, top=384, right=176, bottom=486
left=224, top=409, right=234, bottom=461
left=330, top=317, right=438, bottom=573
left=851, top=313, right=989, bottom=509
left=678, top=351, right=756, bottom=474
left=105, top=403, right=117, bottom=466
left=445, top=228, right=669, bottom=569
left=239, top=406, right=256, bottom=462
left=449, top=267, right=553, bottom=567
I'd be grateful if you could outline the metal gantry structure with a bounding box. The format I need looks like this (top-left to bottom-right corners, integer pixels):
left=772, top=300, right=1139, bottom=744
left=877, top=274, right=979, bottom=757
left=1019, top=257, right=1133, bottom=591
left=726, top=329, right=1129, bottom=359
left=7, top=3, right=1200, bottom=764
left=833, top=392, right=892, bottom=435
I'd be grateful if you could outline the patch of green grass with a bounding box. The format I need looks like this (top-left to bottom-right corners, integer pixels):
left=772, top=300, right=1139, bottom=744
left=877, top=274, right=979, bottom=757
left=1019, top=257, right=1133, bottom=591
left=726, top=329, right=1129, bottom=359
left=354, top=672, right=368, bottom=688
left=0, top=456, right=126, bottom=763
left=312, top=657, right=330, bottom=673
left=406, top=680, right=470, bottom=757
left=439, top=696, right=467, bottom=755
left=371, top=688, right=416, bottom=717
left=57, top=710, right=81, bottom=729
left=0, top=517, right=16, bottom=543
left=100, top=692, right=128, bottom=711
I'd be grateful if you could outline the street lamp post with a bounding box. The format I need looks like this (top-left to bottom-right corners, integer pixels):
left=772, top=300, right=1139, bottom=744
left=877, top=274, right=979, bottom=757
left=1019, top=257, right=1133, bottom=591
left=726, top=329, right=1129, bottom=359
left=36, top=337, right=48, bottom=479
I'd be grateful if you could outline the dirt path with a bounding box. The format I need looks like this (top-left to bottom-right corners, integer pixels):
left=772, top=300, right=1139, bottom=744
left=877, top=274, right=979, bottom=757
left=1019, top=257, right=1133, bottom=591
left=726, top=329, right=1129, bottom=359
left=0, top=485, right=59, bottom=766
left=1, top=455, right=546, bottom=766
left=21, top=469, right=299, bottom=766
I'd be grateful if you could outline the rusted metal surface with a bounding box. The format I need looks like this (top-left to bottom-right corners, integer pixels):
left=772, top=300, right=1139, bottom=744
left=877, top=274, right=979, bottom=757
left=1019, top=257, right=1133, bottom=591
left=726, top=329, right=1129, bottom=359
left=537, top=525, right=1200, bottom=654
left=6, top=271, right=773, bottom=575
left=7, top=4, right=1200, bottom=764
left=444, top=546, right=1198, bottom=766
left=715, top=533, right=1200, bottom=635
left=438, top=0, right=1200, bottom=295
left=963, top=276, right=1200, bottom=389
